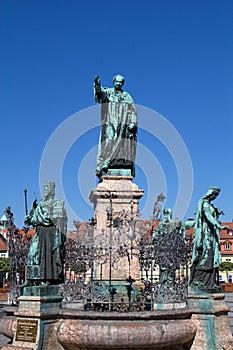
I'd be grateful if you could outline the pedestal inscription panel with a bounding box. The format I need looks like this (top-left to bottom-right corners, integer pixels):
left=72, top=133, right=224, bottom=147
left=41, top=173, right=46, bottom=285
left=15, top=319, right=38, bottom=343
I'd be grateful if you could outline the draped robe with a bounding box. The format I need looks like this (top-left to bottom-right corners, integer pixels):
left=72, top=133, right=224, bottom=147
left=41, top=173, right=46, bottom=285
left=25, top=199, right=67, bottom=284
left=95, top=87, right=137, bottom=178
left=190, top=191, right=222, bottom=289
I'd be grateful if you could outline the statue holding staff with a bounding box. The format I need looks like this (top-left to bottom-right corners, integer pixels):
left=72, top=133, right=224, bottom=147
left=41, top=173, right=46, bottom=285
left=23, top=181, right=67, bottom=286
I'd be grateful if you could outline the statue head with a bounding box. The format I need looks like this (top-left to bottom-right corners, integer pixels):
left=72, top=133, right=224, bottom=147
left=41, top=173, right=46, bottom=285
left=200, top=186, right=221, bottom=203
left=113, top=74, right=125, bottom=90
left=207, top=186, right=221, bottom=200
left=163, top=208, right=172, bottom=222
left=208, top=186, right=221, bottom=194
left=42, top=180, right=55, bottom=201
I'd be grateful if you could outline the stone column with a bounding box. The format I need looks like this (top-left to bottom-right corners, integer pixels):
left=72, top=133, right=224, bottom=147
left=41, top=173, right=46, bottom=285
left=89, top=176, right=144, bottom=287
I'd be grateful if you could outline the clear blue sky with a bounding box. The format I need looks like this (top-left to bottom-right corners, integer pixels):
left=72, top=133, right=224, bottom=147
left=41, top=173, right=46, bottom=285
left=0, top=0, right=233, bottom=227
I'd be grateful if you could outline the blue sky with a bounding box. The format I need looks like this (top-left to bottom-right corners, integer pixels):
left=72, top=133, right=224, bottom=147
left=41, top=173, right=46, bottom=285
left=0, top=0, right=233, bottom=227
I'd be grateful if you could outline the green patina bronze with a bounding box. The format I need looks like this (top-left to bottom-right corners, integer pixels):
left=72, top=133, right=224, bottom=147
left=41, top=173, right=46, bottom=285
left=23, top=181, right=67, bottom=286
left=94, top=74, right=137, bottom=178
left=152, top=208, right=194, bottom=286
left=189, top=186, right=229, bottom=291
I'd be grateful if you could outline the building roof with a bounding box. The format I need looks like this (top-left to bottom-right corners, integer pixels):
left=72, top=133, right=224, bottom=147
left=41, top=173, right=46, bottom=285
left=0, top=227, right=35, bottom=253
left=67, top=220, right=233, bottom=239
left=67, top=222, right=94, bottom=241
left=0, top=234, right=7, bottom=251
left=0, top=214, right=7, bottom=222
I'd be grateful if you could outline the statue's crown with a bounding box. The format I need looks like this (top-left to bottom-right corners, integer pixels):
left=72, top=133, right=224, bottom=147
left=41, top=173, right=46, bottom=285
left=44, top=180, right=55, bottom=188
left=208, top=186, right=221, bottom=193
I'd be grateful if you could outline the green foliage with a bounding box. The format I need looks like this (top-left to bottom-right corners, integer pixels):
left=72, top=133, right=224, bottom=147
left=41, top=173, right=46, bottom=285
left=219, top=261, right=233, bottom=273
left=0, top=257, right=10, bottom=273
left=219, top=261, right=233, bottom=283
left=71, top=262, right=86, bottom=275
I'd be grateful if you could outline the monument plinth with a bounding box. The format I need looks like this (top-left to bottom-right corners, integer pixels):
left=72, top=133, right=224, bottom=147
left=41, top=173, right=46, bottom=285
left=90, top=176, right=144, bottom=231
left=89, top=175, right=144, bottom=284
left=1, top=286, right=63, bottom=350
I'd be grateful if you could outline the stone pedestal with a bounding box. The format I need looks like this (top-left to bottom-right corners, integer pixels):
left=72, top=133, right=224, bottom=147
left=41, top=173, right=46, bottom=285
left=1, top=286, right=63, bottom=350
left=89, top=176, right=144, bottom=284
left=188, top=288, right=233, bottom=349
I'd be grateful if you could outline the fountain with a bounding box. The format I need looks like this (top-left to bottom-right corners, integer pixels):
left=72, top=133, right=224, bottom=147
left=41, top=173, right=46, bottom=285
left=0, top=75, right=232, bottom=349
left=2, top=183, right=232, bottom=349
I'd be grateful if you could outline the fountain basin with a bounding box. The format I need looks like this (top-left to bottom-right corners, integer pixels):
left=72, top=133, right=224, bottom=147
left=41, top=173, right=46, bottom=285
left=0, top=307, right=197, bottom=349
left=56, top=309, right=196, bottom=350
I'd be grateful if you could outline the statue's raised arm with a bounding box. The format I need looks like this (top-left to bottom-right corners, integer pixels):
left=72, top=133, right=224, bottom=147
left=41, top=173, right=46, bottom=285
left=94, top=75, right=100, bottom=86
left=94, top=75, right=102, bottom=102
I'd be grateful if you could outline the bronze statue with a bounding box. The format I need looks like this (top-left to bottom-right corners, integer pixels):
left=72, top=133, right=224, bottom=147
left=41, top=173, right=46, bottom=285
left=94, top=74, right=137, bottom=178
left=153, top=208, right=194, bottom=286
left=152, top=193, right=166, bottom=221
left=23, top=181, right=67, bottom=286
left=189, top=186, right=229, bottom=290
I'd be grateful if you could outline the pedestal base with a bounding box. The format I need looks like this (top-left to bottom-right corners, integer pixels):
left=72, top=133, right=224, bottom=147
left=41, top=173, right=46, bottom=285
left=2, top=285, right=63, bottom=350
left=188, top=290, right=233, bottom=349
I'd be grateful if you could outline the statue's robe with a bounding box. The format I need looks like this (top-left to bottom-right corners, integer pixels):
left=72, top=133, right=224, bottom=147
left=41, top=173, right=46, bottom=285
left=95, top=87, right=137, bottom=178
left=25, top=199, right=67, bottom=284
left=190, top=198, right=221, bottom=288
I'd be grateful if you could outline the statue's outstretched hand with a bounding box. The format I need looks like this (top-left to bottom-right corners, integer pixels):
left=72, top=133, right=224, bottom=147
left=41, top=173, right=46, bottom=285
left=221, top=225, right=230, bottom=230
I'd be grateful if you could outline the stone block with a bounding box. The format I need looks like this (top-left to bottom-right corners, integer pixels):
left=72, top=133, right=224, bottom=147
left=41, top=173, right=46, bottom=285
left=188, top=291, right=233, bottom=349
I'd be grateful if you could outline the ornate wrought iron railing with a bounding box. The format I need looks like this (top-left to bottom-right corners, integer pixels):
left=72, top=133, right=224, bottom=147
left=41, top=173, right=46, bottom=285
left=5, top=206, right=32, bottom=304
left=6, top=206, right=193, bottom=310
left=63, top=215, right=193, bottom=311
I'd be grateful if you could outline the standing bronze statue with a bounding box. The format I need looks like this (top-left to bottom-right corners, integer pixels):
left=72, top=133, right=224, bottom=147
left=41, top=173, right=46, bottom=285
left=94, top=74, right=138, bottom=178
left=189, top=186, right=229, bottom=290
left=23, top=181, right=67, bottom=286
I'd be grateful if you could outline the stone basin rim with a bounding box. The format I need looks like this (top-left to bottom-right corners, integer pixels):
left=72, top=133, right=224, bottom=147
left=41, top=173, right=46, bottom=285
left=58, top=307, right=192, bottom=320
